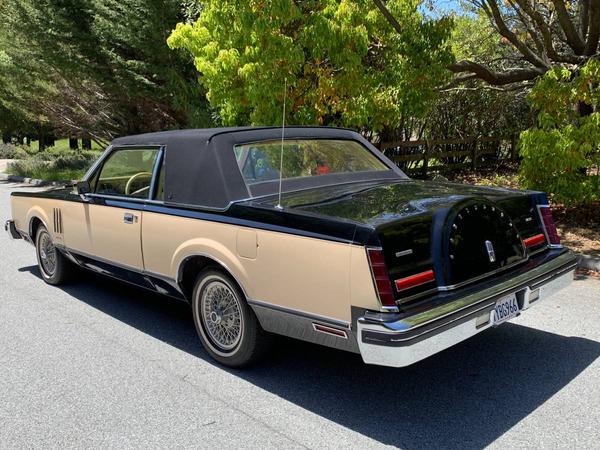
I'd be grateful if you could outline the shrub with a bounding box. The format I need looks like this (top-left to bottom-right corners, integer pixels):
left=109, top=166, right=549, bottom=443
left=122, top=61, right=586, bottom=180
left=7, top=151, right=99, bottom=181
left=0, top=143, right=28, bottom=160
left=519, top=60, right=600, bottom=206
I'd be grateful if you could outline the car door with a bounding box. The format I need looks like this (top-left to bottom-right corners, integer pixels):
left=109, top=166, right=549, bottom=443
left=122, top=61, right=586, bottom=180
left=65, top=146, right=161, bottom=271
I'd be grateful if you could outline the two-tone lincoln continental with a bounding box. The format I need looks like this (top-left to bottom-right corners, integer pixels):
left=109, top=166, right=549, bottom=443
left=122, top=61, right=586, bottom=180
left=5, top=127, right=578, bottom=367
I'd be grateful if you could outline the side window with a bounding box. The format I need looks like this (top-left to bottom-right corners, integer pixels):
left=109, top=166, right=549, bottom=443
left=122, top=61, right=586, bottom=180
left=95, top=148, right=160, bottom=198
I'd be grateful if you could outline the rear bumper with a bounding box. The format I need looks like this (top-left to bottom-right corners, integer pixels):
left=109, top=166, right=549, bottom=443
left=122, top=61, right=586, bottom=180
left=4, top=220, right=22, bottom=240
left=357, top=250, right=578, bottom=368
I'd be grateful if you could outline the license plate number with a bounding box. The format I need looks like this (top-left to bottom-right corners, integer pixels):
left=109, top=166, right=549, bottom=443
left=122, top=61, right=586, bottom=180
left=493, top=293, right=519, bottom=325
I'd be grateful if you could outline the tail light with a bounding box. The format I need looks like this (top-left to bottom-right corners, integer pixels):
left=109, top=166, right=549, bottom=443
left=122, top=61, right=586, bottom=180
left=366, top=248, right=397, bottom=309
left=394, top=270, right=436, bottom=292
left=538, top=205, right=561, bottom=245
left=523, top=233, right=546, bottom=248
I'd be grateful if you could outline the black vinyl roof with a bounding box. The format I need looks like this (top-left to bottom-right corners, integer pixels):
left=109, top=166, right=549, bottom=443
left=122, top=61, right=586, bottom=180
left=110, top=127, right=405, bottom=209
left=111, top=127, right=257, bottom=147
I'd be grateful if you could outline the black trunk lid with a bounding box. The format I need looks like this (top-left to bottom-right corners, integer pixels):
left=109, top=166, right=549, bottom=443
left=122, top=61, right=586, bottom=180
left=246, top=179, right=548, bottom=303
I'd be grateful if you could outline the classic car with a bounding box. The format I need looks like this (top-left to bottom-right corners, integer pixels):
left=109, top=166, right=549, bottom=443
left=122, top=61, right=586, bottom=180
left=5, top=127, right=578, bottom=368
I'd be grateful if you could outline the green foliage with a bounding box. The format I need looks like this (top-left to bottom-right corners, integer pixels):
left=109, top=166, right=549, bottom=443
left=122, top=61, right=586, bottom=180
left=168, top=0, right=453, bottom=130
left=519, top=59, right=600, bottom=205
left=0, top=143, right=28, bottom=160
left=6, top=150, right=100, bottom=181
left=450, top=13, right=503, bottom=63
left=423, top=13, right=533, bottom=140
left=0, top=0, right=213, bottom=140
left=426, top=86, right=531, bottom=139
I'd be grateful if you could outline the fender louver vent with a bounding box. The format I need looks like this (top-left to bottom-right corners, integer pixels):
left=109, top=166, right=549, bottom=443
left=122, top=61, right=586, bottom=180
left=53, top=208, right=63, bottom=234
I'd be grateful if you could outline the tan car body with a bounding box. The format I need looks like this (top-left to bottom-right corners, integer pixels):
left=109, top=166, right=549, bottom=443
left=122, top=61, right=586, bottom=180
left=11, top=193, right=379, bottom=339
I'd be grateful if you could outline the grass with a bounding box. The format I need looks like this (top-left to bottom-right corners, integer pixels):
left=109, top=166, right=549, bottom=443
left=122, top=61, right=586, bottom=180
left=29, top=138, right=104, bottom=153
left=7, top=166, right=88, bottom=181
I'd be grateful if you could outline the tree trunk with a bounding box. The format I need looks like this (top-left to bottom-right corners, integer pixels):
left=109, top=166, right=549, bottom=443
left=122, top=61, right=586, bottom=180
left=38, top=128, right=45, bottom=152
left=82, top=137, right=92, bottom=150
left=45, top=134, right=55, bottom=148
left=69, top=137, right=79, bottom=150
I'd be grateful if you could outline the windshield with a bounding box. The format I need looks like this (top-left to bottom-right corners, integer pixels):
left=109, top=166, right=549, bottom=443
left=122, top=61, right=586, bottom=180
left=233, top=139, right=389, bottom=186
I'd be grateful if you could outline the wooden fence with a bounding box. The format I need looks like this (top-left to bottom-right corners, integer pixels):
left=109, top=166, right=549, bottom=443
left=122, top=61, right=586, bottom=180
left=380, top=135, right=518, bottom=177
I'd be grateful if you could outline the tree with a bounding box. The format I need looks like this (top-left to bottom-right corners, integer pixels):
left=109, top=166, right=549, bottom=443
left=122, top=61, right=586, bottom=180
left=0, top=0, right=213, bottom=144
left=167, top=0, right=453, bottom=133
left=448, top=0, right=600, bottom=87
left=455, top=0, right=599, bottom=88
left=519, top=59, right=600, bottom=204
left=375, top=0, right=599, bottom=88
left=427, top=14, right=533, bottom=138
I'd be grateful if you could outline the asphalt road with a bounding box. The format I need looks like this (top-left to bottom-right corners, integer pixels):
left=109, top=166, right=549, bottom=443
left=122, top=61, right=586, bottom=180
left=1, top=180, right=599, bottom=449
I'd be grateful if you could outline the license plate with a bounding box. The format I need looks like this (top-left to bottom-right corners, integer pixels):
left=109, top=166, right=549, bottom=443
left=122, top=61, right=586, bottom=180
left=492, top=293, right=519, bottom=326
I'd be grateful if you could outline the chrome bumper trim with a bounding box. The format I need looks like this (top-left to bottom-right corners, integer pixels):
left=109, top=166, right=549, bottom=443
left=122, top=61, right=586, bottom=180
left=357, top=251, right=577, bottom=368
left=5, top=220, right=22, bottom=240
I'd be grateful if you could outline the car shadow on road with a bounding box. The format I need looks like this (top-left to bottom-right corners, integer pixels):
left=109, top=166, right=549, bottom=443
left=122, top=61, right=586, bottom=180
left=19, top=265, right=600, bottom=449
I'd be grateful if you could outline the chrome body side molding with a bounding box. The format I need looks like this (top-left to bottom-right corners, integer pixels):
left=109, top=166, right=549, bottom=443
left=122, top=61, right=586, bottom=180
left=247, top=299, right=360, bottom=354
left=57, top=246, right=187, bottom=302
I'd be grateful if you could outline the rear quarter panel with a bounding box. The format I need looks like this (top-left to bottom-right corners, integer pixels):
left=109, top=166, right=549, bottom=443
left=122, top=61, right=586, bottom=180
left=141, top=211, right=376, bottom=322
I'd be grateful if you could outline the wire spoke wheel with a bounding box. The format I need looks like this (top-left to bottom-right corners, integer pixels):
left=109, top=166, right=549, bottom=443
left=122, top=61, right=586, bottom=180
left=38, top=231, right=57, bottom=276
left=200, top=280, right=243, bottom=351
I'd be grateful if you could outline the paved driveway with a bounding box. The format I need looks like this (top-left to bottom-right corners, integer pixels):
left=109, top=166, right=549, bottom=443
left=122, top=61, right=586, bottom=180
left=1, top=181, right=599, bottom=449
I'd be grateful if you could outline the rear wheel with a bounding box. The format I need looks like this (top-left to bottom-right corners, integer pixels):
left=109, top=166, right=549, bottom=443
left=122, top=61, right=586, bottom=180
left=35, top=225, right=73, bottom=285
left=192, top=269, right=270, bottom=367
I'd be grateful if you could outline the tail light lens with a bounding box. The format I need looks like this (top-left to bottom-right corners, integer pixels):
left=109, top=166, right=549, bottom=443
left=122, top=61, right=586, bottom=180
left=366, top=248, right=396, bottom=309
left=523, top=233, right=546, bottom=248
left=538, top=205, right=561, bottom=245
left=394, top=270, right=436, bottom=292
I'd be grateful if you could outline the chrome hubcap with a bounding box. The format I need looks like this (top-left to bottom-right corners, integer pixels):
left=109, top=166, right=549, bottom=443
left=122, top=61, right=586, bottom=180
left=201, top=280, right=243, bottom=351
left=39, top=232, right=56, bottom=276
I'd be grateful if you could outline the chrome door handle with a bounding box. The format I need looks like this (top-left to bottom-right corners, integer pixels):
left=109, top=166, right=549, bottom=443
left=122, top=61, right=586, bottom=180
left=123, top=212, right=137, bottom=224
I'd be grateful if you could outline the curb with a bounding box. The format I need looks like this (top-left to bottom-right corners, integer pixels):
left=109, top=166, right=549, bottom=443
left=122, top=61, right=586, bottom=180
left=0, top=173, right=71, bottom=187
left=577, top=254, right=600, bottom=272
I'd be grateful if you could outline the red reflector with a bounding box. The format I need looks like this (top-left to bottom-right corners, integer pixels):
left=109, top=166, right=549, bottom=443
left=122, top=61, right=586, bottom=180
left=538, top=206, right=560, bottom=245
left=523, top=233, right=546, bottom=248
left=312, top=323, right=348, bottom=339
left=395, top=270, right=435, bottom=292
left=367, top=248, right=396, bottom=308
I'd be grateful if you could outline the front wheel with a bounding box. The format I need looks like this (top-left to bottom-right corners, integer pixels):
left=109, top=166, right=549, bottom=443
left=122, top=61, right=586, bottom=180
left=35, top=225, right=74, bottom=285
left=192, top=269, right=270, bottom=367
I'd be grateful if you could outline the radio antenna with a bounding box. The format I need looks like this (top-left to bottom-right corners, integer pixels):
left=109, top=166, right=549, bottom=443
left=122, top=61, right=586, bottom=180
left=275, top=77, right=287, bottom=210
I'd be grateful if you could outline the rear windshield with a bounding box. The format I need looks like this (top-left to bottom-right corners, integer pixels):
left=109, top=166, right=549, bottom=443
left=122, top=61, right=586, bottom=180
left=233, top=139, right=388, bottom=185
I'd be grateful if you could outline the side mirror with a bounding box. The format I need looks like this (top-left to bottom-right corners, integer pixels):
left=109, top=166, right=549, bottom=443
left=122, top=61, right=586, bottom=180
left=76, top=180, right=91, bottom=198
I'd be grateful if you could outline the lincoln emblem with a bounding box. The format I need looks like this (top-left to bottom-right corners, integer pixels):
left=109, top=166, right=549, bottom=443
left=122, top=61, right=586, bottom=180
left=485, top=240, right=496, bottom=263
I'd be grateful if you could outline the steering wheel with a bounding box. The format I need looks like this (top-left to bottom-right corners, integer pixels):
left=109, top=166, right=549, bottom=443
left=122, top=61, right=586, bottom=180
left=125, top=172, right=152, bottom=196
left=130, top=185, right=150, bottom=197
